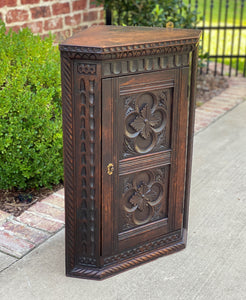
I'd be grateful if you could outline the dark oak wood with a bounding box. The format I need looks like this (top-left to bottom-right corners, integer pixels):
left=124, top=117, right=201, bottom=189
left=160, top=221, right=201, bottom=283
left=60, top=25, right=201, bottom=280
left=60, top=25, right=201, bottom=50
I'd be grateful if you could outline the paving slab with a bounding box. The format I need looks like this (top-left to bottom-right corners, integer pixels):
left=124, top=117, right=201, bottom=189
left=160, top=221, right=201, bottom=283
left=0, top=101, right=245, bottom=299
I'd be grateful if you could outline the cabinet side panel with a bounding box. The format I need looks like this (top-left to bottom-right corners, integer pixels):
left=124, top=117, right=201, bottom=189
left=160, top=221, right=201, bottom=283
left=183, top=47, right=199, bottom=242
left=61, top=53, right=76, bottom=273
left=174, top=67, right=189, bottom=230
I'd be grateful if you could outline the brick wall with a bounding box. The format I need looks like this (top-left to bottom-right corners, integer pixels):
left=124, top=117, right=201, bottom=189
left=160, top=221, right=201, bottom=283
left=0, top=0, right=104, bottom=41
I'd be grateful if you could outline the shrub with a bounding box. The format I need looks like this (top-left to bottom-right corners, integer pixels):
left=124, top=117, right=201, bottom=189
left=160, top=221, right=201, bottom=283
left=0, top=21, right=63, bottom=190
left=95, top=0, right=205, bottom=64
left=95, top=0, right=200, bottom=28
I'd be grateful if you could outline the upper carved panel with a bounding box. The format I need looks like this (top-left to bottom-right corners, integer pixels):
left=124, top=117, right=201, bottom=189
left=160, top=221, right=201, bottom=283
left=122, top=89, right=172, bottom=158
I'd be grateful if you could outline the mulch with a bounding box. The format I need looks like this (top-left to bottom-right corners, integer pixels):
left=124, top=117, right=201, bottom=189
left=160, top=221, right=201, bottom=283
left=0, top=183, right=63, bottom=217
left=196, top=70, right=229, bottom=107
left=0, top=72, right=229, bottom=217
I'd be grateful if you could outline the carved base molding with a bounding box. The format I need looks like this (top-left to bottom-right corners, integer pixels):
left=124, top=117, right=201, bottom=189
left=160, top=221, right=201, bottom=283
left=67, top=236, right=185, bottom=280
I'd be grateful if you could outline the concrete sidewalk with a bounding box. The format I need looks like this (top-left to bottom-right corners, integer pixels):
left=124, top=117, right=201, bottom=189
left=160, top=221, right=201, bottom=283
left=0, top=98, right=246, bottom=299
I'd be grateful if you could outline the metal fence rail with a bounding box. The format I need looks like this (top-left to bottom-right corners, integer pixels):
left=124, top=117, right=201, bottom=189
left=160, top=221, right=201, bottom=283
left=185, top=0, right=246, bottom=77
left=106, top=0, right=246, bottom=77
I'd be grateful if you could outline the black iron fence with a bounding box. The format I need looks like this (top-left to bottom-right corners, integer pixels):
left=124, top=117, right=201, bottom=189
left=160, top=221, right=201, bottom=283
left=106, top=0, right=246, bottom=77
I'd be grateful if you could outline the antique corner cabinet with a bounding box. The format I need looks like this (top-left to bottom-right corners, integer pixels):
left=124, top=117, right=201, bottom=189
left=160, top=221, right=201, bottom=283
left=59, top=26, right=201, bottom=280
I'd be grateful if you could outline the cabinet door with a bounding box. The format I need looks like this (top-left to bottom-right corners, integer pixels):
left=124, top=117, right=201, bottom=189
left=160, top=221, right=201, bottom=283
left=102, top=68, right=189, bottom=255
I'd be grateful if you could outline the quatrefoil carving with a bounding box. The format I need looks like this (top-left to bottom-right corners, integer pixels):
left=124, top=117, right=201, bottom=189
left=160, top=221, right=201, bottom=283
left=122, top=171, right=164, bottom=226
left=125, top=92, right=167, bottom=154
left=130, top=104, right=163, bottom=139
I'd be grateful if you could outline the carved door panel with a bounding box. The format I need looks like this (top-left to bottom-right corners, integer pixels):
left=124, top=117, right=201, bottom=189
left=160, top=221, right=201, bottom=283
left=102, top=68, right=189, bottom=256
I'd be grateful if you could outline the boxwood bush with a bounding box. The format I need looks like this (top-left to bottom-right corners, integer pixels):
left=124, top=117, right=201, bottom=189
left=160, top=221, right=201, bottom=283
left=0, top=21, right=63, bottom=190
left=95, top=0, right=200, bottom=28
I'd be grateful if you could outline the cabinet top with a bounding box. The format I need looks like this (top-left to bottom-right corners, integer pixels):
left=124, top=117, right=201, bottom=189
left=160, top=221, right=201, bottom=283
left=59, top=26, right=201, bottom=59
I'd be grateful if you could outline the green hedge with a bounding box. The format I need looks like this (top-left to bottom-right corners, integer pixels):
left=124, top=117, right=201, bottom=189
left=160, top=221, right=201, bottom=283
left=95, top=0, right=200, bottom=28
left=0, top=21, right=63, bottom=190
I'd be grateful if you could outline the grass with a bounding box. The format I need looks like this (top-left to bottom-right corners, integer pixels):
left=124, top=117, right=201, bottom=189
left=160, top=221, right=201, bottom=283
left=183, top=0, right=246, bottom=75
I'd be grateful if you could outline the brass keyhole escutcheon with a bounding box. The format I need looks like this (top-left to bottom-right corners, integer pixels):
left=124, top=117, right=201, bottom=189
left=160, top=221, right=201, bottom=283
left=166, top=21, right=174, bottom=28
left=107, top=163, right=114, bottom=175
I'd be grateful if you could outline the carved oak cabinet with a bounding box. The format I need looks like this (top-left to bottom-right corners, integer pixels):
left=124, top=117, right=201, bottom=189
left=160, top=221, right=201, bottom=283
left=59, top=26, right=201, bottom=280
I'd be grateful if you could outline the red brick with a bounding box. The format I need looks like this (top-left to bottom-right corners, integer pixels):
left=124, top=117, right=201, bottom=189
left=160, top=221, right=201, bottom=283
left=6, top=9, right=29, bottom=24
left=221, top=92, right=243, bottom=99
left=52, top=2, right=70, bottom=15
left=6, top=25, right=21, bottom=33
left=7, top=0, right=17, bottom=7
left=16, top=211, right=64, bottom=233
left=204, top=103, right=233, bottom=112
left=195, top=111, right=212, bottom=119
left=89, top=0, right=97, bottom=9
left=28, top=202, right=65, bottom=222
left=0, top=0, right=17, bottom=8
left=2, top=220, right=49, bottom=244
left=73, top=0, right=87, bottom=11
left=202, top=103, right=228, bottom=111
left=194, top=126, right=202, bottom=133
left=100, top=10, right=105, bottom=21
left=200, top=106, right=222, bottom=113
left=21, top=0, right=39, bottom=4
left=54, top=188, right=64, bottom=198
left=30, top=6, right=51, bottom=19
left=228, top=91, right=246, bottom=98
left=23, top=21, right=43, bottom=34
left=65, top=14, right=81, bottom=26
left=44, top=17, right=63, bottom=31
left=0, top=230, right=34, bottom=258
left=40, top=33, right=50, bottom=39
left=54, top=29, right=71, bottom=42
left=83, top=11, right=98, bottom=22
left=211, top=97, right=234, bottom=103
left=42, top=194, right=64, bottom=208
left=0, top=210, right=10, bottom=225
left=72, top=25, right=87, bottom=34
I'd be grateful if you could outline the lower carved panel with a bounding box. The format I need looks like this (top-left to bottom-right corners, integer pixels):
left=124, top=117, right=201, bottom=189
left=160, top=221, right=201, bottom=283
left=119, top=166, right=170, bottom=232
